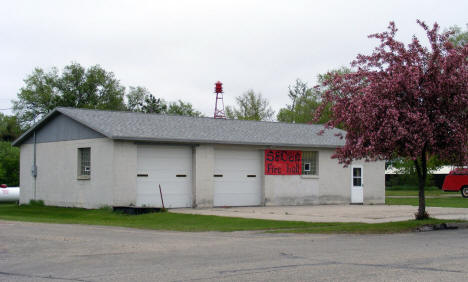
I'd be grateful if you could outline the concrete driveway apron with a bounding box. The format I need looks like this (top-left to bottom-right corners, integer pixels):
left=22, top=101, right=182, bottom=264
left=171, top=205, right=468, bottom=223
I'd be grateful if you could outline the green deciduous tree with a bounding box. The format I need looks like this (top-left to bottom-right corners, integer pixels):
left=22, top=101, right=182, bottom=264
left=0, top=114, right=22, bottom=186
left=126, top=86, right=149, bottom=112
left=278, top=69, right=349, bottom=124
left=277, top=79, right=332, bottom=124
left=14, top=63, right=205, bottom=125
left=13, top=63, right=126, bottom=126
left=142, top=95, right=167, bottom=114
left=167, top=100, right=203, bottom=117
left=126, top=87, right=202, bottom=116
left=387, top=156, right=445, bottom=187
left=126, top=86, right=167, bottom=114
left=0, top=163, right=5, bottom=182
left=316, top=21, right=468, bottom=219
left=225, top=90, right=274, bottom=121
left=0, top=141, right=20, bottom=186
left=448, top=24, right=468, bottom=47
left=0, top=113, right=23, bottom=142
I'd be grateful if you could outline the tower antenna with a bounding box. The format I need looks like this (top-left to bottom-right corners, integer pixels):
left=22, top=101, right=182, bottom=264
left=214, top=81, right=226, bottom=119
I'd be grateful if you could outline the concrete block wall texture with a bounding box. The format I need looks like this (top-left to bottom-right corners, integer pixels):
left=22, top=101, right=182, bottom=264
left=264, top=175, right=319, bottom=206
left=19, top=140, right=385, bottom=208
left=318, top=149, right=351, bottom=204
left=112, top=141, right=138, bottom=206
left=19, top=143, right=34, bottom=203
left=20, top=138, right=115, bottom=208
left=317, top=149, right=386, bottom=205
left=193, top=144, right=215, bottom=208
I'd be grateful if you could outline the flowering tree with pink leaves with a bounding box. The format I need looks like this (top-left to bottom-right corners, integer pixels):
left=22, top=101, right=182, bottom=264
left=317, top=21, right=468, bottom=219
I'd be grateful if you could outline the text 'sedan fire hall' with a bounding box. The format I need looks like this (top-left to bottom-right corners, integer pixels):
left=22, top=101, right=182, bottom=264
left=264, top=150, right=302, bottom=175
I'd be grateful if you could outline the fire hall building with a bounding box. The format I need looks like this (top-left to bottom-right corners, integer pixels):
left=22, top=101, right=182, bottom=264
left=13, top=107, right=385, bottom=209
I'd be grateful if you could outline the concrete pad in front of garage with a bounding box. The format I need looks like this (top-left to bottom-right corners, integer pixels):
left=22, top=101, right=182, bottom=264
left=170, top=205, right=468, bottom=223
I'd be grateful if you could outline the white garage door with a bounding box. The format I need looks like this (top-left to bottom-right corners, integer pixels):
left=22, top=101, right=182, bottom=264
left=136, top=145, right=192, bottom=208
left=214, top=148, right=262, bottom=207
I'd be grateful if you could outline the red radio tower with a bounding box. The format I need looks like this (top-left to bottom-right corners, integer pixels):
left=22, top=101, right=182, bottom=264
left=214, top=81, right=226, bottom=119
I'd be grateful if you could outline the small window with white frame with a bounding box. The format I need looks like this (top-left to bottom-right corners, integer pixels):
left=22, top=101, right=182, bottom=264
left=78, top=147, right=91, bottom=179
left=302, top=151, right=318, bottom=175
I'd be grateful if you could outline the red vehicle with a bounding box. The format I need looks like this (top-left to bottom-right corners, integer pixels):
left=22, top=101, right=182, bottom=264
left=442, top=168, right=468, bottom=198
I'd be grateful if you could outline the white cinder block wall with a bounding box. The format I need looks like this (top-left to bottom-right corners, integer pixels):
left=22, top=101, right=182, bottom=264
left=193, top=144, right=215, bottom=208
left=317, top=149, right=350, bottom=204
left=192, top=145, right=385, bottom=207
left=264, top=146, right=321, bottom=206
left=20, top=138, right=115, bottom=208
left=317, top=149, right=385, bottom=205
left=20, top=140, right=384, bottom=208
left=112, top=141, right=138, bottom=206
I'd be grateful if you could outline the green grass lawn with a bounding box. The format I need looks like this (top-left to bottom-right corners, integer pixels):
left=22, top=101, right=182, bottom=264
left=268, top=219, right=460, bottom=234
left=0, top=202, right=464, bottom=234
left=385, top=187, right=467, bottom=208
left=386, top=185, right=440, bottom=191
left=386, top=189, right=453, bottom=197
left=0, top=203, right=312, bottom=232
left=386, top=197, right=468, bottom=208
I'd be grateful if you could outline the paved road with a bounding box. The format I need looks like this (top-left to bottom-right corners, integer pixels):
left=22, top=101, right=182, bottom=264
left=1, top=220, right=467, bottom=281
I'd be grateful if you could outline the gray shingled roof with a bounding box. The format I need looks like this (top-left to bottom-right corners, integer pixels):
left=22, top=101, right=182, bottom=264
left=14, top=107, right=346, bottom=148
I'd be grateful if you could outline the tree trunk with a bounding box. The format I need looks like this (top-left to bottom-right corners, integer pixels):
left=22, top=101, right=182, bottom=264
left=414, top=143, right=429, bottom=220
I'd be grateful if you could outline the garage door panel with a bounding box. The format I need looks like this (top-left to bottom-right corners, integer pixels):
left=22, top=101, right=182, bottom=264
left=136, top=145, right=192, bottom=208
left=138, top=145, right=190, bottom=156
left=216, top=187, right=259, bottom=195
left=214, top=149, right=262, bottom=207
left=215, top=180, right=261, bottom=188
left=138, top=159, right=191, bottom=169
left=138, top=161, right=190, bottom=170
left=137, top=170, right=191, bottom=181
left=138, top=181, right=191, bottom=193
left=137, top=146, right=191, bottom=170
left=216, top=175, right=259, bottom=181
left=215, top=160, right=259, bottom=170
left=214, top=169, right=258, bottom=175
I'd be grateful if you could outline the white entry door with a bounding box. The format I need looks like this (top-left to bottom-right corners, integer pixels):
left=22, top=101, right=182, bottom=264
left=213, top=149, right=262, bottom=207
left=351, top=165, right=364, bottom=204
left=136, top=145, right=192, bottom=208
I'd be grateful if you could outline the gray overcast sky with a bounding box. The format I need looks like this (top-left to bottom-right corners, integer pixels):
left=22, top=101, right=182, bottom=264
left=0, top=0, right=467, bottom=117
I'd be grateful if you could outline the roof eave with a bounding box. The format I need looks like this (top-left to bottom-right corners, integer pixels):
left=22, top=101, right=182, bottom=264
left=112, top=136, right=344, bottom=149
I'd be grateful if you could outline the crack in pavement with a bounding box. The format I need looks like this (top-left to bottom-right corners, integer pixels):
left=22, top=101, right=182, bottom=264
left=0, top=271, right=92, bottom=282
left=344, top=262, right=463, bottom=273
left=74, top=251, right=137, bottom=258
left=218, top=260, right=463, bottom=275
left=179, top=259, right=464, bottom=281
left=175, top=262, right=337, bottom=281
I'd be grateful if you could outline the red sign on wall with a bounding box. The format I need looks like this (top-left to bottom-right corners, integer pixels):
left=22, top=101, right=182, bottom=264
left=264, top=150, right=302, bottom=175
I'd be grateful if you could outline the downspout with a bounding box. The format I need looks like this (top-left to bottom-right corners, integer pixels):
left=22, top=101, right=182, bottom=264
left=32, top=131, right=37, bottom=200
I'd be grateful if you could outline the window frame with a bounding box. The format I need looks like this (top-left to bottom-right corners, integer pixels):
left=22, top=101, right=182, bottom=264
left=301, top=151, right=318, bottom=177
left=352, top=166, right=363, bottom=187
left=77, top=147, right=91, bottom=180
